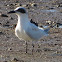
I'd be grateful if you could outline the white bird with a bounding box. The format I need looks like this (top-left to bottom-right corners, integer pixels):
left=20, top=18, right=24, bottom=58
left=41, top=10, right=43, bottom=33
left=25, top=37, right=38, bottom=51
left=8, top=7, right=49, bottom=53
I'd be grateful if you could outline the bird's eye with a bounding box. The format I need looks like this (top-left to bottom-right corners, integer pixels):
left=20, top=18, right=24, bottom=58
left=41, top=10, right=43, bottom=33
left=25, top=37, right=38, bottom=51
left=17, top=8, right=26, bottom=13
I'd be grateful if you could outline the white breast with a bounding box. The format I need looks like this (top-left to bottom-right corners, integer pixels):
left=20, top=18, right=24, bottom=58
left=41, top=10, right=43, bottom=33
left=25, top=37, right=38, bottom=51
left=15, top=25, right=32, bottom=41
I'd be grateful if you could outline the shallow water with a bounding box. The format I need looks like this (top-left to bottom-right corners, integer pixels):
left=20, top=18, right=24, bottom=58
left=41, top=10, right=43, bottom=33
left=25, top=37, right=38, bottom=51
left=58, top=26, right=62, bottom=28
left=41, top=10, right=58, bottom=13
left=43, top=25, right=62, bottom=28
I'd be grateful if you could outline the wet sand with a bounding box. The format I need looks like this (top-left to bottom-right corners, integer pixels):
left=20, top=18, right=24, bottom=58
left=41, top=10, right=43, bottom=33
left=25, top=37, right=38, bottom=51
left=0, top=0, right=62, bottom=62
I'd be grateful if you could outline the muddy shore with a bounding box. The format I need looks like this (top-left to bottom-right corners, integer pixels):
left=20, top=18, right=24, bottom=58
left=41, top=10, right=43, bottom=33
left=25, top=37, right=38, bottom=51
left=0, top=0, right=62, bottom=62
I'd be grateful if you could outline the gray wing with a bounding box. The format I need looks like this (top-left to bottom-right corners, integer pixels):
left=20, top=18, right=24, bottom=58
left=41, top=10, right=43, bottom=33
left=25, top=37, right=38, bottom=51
left=26, top=23, right=47, bottom=40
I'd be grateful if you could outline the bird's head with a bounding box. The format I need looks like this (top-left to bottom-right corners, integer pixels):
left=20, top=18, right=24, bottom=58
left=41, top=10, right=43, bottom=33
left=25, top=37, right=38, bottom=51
left=8, top=7, right=27, bottom=15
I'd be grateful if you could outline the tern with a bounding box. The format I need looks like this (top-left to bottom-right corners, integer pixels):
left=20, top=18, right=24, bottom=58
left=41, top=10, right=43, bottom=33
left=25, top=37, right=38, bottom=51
left=8, top=7, right=49, bottom=53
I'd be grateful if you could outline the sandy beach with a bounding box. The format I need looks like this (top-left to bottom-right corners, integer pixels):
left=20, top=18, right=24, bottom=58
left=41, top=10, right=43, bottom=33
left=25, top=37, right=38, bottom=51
left=0, top=0, right=62, bottom=62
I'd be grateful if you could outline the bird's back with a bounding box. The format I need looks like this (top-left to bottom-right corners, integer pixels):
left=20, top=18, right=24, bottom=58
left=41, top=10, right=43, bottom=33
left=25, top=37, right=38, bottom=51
left=26, top=23, right=48, bottom=40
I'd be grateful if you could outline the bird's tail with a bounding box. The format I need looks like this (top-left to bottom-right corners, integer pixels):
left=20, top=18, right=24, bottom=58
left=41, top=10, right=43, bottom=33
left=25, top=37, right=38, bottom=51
left=44, top=24, right=56, bottom=33
left=44, top=26, right=50, bottom=33
left=44, top=27, right=50, bottom=33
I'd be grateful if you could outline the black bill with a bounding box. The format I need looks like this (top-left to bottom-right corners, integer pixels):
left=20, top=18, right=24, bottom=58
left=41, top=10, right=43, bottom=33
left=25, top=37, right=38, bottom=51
left=8, top=10, right=16, bottom=14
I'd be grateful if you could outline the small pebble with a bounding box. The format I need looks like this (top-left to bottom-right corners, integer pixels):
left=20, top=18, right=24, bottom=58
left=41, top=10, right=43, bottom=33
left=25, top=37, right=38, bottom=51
left=46, top=20, right=51, bottom=24
left=12, top=24, right=16, bottom=29
left=16, top=1, right=19, bottom=3
left=26, top=4, right=30, bottom=7
left=61, top=46, right=62, bottom=48
left=11, top=58, right=19, bottom=62
left=3, top=61, right=7, bottom=62
left=15, top=3, right=22, bottom=6
left=10, top=17, right=14, bottom=20
left=58, top=4, right=62, bottom=7
left=20, top=60, right=24, bottom=62
left=6, top=21, right=10, bottom=24
left=23, top=4, right=31, bottom=9
left=13, top=58, right=19, bottom=61
left=8, top=48, right=12, bottom=51
left=3, top=24, right=10, bottom=27
left=0, top=22, right=2, bottom=25
left=0, top=31, right=3, bottom=35
left=31, top=3, right=37, bottom=7
left=36, top=49, right=42, bottom=52
left=43, top=48, right=52, bottom=51
left=0, top=13, right=8, bottom=17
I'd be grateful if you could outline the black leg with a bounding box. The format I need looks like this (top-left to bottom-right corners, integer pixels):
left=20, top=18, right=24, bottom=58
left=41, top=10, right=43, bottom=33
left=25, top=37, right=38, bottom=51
left=25, top=41, right=28, bottom=53
left=32, top=42, right=34, bottom=55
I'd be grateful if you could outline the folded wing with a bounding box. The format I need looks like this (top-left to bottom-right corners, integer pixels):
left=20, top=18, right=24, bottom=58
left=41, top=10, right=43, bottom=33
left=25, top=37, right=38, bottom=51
left=26, top=23, right=48, bottom=40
